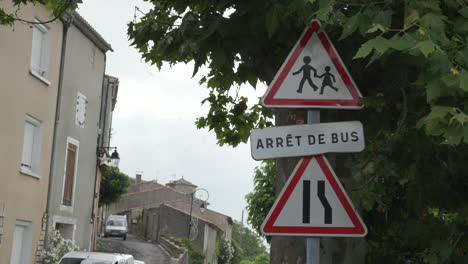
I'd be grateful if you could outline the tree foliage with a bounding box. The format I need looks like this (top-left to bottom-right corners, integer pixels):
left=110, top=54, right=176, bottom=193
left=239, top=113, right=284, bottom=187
left=129, top=0, right=468, bottom=262
left=1, top=0, right=81, bottom=25
left=231, top=220, right=268, bottom=262
left=99, top=168, right=131, bottom=206
left=245, top=161, right=275, bottom=241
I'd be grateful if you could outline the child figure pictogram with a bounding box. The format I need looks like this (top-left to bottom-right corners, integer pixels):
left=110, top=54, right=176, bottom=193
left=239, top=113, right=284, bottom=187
left=292, top=56, right=319, bottom=93
left=317, top=66, right=339, bottom=95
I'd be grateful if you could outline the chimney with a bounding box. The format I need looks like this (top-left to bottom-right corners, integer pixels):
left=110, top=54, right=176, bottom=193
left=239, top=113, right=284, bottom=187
left=136, top=173, right=142, bottom=183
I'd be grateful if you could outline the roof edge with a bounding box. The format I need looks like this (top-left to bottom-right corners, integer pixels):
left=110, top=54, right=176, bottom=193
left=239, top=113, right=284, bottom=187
left=65, top=11, right=113, bottom=52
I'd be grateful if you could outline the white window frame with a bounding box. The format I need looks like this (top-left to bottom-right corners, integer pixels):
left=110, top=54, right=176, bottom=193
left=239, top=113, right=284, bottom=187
left=20, top=115, right=42, bottom=179
left=29, top=19, right=51, bottom=85
left=10, top=220, right=32, bottom=264
left=52, top=215, right=77, bottom=242
left=60, top=137, right=80, bottom=212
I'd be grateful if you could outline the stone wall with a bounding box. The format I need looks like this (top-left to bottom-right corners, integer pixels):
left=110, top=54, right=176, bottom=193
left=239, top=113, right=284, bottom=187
left=158, top=204, right=205, bottom=248
left=166, top=200, right=232, bottom=240
left=113, top=187, right=189, bottom=212
left=34, top=212, right=47, bottom=263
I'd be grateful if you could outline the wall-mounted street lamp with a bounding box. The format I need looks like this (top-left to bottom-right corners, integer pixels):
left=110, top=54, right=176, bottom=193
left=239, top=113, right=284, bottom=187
left=188, top=188, right=209, bottom=239
left=97, top=146, right=120, bottom=168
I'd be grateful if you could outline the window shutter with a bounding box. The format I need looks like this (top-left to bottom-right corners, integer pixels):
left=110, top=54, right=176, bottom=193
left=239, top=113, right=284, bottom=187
left=31, top=27, right=43, bottom=73
left=21, top=122, right=35, bottom=168
left=62, top=143, right=77, bottom=206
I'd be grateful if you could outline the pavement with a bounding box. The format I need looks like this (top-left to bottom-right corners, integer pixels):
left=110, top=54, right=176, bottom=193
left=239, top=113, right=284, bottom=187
left=97, top=234, right=176, bottom=264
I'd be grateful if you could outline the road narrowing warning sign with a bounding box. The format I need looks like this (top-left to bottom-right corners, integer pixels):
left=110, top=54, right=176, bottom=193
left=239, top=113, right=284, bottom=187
left=261, top=155, right=367, bottom=237
left=262, top=20, right=363, bottom=109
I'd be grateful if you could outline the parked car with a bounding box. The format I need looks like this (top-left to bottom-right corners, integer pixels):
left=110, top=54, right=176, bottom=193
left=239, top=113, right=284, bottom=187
left=58, top=251, right=145, bottom=264
left=104, top=215, right=128, bottom=240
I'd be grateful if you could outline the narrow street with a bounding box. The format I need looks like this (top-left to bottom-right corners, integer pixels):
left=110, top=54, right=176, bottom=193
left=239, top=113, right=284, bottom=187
left=97, top=234, right=176, bottom=264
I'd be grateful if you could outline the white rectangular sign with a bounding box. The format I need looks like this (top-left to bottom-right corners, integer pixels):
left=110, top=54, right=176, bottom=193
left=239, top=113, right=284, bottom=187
left=250, top=121, right=364, bottom=160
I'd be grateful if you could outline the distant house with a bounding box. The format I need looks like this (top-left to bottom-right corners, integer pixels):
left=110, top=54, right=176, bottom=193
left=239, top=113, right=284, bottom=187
left=108, top=177, right=233, bottom=264
left=0, top=2, right=64, bottom=263
left=46, top=11, right=113, bottom=251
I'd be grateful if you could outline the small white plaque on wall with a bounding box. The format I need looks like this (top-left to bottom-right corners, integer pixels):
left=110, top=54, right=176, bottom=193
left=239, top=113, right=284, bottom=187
left=76, top=92, right=88, bottom=128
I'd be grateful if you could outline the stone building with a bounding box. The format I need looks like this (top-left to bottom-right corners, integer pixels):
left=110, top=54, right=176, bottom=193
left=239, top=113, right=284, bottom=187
left=108, top=177, right=233, bottom=264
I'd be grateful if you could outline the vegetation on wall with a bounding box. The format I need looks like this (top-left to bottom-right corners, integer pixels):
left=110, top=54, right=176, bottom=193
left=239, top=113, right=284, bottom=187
left=181, top=238, right=205, bottom=264
left=42, top=230, right=80, bottom=264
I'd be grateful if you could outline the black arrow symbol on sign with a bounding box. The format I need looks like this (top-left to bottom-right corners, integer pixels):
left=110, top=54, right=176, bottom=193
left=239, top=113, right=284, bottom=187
left=303, top=180, right=332, bottom=224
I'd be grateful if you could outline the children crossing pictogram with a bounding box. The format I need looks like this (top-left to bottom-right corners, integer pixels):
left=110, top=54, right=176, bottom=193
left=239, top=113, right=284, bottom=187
left=317, top=66, right=339, bottom=95
left=262, top=20, right=363, bottom=109
left=292, top=56, right=319, bottom=93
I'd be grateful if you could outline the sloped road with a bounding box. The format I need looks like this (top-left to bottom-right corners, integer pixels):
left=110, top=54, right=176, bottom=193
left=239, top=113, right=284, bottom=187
left=97, top=234, right=176, bottom=264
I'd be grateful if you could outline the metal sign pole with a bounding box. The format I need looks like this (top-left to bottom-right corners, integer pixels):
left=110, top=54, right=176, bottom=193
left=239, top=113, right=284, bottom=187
left=307, top=110, right=320, bottom=264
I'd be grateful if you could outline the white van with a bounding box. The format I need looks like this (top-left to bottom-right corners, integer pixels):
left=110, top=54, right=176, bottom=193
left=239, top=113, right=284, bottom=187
left=59, top=251, right=145, bottom=264
left=104, top=215, right=128, bottom=240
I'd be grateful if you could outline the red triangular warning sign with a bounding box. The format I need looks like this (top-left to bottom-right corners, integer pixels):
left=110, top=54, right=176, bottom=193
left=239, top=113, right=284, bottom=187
left=261, top=155, right=367, bottom=237
left=262, top=20, right=363, bottom=109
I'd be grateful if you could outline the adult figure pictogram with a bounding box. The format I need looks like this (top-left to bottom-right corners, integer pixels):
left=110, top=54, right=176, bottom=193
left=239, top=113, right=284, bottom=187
left=292, top=56, right=319, bottom=93
left=317, top=66, right=339, bottom=95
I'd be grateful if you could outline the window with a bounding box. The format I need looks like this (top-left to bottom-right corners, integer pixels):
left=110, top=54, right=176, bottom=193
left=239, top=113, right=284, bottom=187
left=62, top=138, right=79, bottom=207
left=30, top=20, right=50, bottom=81
left=55, top=222, right=75, bottom=241
left=20, top=115, right=42, bottom=177
left=10, top=220, right=32, bottom=264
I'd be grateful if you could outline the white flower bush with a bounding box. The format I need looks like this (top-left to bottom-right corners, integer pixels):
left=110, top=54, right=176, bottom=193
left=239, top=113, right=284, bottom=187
left=42, top=230, right=80, bottom=264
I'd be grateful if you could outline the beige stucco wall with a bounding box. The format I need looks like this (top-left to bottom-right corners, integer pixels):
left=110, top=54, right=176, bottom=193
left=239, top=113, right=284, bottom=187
left=0, top=2, right=62, bottom=263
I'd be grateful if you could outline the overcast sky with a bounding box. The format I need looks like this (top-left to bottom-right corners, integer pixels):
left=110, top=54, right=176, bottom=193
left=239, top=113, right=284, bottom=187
left=78, top=0, right=267, bottom=223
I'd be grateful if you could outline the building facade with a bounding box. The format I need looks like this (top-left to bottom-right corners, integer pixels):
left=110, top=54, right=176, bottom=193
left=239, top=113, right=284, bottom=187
left=46, top=11, right=113, bottom=251
left=109, top=178, right=233, bottom=264
left=0, top=2, right=63, bottom=263
left=91, top=74, right=119, bottom=250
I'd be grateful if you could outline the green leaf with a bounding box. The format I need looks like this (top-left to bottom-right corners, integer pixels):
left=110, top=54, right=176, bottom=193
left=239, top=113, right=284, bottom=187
left=339, top=12, right=360, bottom=40
left=404, top=9, right=419, bottom=30
left=415, top=40, right=436, bottom=58
left=450, top=112, right=468, bottom=126
left=460, top=70, right=468, bottom=92
left=353, top=38, right=376, bottom=59
left=373, top=37, right=390, bottom=54
left=425, top=106, right=452, bottom=121
left=374, top=10, right=393, bottom=30
left=366, top=24, right=386, bottom=34
left=459, top=7, right=468, bottom=18
left=389, top=34, right=416, bottom=51
left=441, top=73, right=458, bottom=87
left=444, top=126, right=464, bottom=145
